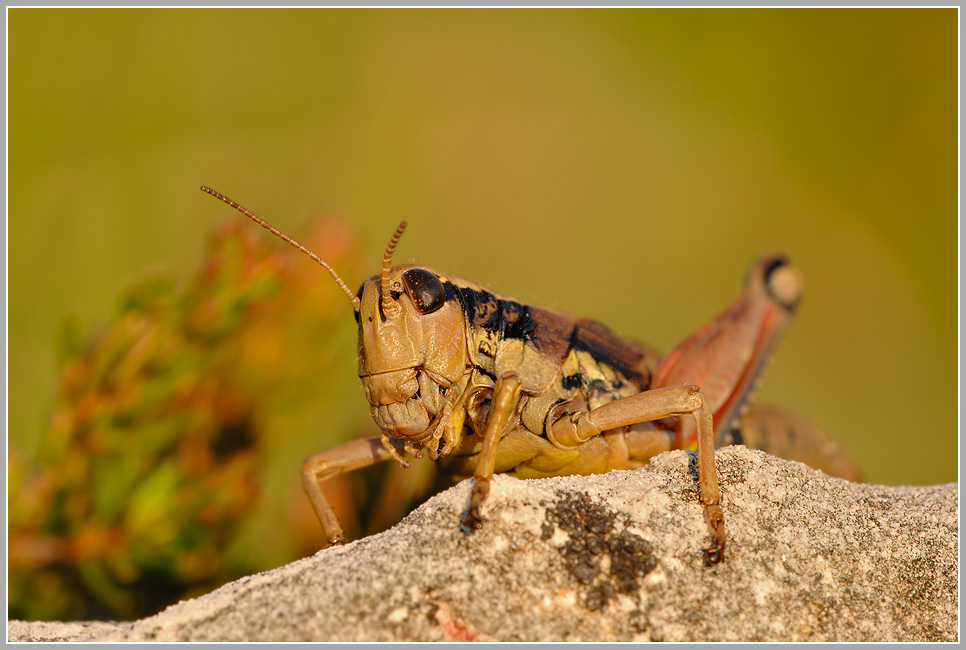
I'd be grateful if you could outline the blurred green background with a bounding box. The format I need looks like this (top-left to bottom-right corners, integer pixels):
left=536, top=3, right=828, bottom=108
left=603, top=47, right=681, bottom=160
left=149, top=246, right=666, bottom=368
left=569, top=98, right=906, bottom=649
left=9, top=8, right=957, bottom=619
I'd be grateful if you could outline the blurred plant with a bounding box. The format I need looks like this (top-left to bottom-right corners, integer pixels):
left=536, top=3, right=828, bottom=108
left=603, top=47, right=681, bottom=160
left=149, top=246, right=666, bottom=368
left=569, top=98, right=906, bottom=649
left=9, top=216, right=437, bottom=621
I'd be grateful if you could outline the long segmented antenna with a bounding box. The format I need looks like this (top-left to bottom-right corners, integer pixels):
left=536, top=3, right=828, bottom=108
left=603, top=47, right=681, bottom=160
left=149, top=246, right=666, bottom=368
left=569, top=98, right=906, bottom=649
left=200, top=186, right=361, bottom=312
left=381, top=221, right=407, bottom=317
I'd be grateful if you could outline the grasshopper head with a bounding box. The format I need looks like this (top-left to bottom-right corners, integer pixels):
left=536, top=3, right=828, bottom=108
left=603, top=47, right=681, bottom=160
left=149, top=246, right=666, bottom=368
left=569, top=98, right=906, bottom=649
left=356, top=230, right=468, bottom=442
left=198, top=188, right=470, bottom=444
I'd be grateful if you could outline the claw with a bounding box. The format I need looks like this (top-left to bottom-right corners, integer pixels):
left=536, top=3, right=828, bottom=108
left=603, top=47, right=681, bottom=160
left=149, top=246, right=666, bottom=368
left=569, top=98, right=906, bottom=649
left=381, top=433, right=410, bottom=468
left=460, top=509, right=484, bottom=534
left=703, top=503, right=726, bottom=564
left=404, top=440, right=423, bottom=459
left=461, top=478, right=490, bottom=534
left=704, top=544, right=724, bottom=566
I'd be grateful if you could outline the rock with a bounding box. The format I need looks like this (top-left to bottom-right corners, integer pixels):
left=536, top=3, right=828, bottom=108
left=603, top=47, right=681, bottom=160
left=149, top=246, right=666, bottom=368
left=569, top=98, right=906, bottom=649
left=7, top=446, right=958, bottom=642
left=6, top=620, right=120, bottom=643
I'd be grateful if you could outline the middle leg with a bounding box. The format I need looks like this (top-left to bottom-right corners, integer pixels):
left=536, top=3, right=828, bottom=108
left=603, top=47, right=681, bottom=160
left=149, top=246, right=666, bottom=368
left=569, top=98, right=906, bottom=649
left=547, top=384, right=725, bottom=562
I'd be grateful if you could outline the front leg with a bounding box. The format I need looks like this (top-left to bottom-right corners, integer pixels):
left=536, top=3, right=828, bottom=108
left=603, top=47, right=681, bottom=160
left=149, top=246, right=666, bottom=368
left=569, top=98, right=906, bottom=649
left=460, top=373, right=523, bottom=532
left=424, top=374, right=474, bottom=460
left=548, top=384, right=725, bottom=563
left=302, top=436, right=405, bottom=545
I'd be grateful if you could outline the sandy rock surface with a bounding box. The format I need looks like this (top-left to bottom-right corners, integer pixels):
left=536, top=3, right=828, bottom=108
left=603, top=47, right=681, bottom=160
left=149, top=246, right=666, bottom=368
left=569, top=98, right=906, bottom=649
left=8, top=446, right=958, bottom=642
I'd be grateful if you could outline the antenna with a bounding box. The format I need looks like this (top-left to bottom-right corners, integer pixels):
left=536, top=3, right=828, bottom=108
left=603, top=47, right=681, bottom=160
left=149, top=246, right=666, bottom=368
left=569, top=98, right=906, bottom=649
left=380, top=221, right=407, bottom=318
left=200, top=186, right=361, bottom=312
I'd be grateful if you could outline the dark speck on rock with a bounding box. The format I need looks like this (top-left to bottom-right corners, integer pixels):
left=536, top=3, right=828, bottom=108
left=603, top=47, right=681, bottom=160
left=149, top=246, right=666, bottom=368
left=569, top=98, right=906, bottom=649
left=544, top=491, right=658, bottom=611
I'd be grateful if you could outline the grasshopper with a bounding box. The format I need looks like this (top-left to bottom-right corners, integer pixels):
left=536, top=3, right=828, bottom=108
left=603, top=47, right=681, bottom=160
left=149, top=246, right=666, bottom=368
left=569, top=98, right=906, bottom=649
left=201, top=186, right=856, bottom=564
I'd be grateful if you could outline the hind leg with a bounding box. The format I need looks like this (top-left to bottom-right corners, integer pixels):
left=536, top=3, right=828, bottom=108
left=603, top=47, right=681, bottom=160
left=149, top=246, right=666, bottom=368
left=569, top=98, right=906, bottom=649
left=736, top=405, right=862, bottom=481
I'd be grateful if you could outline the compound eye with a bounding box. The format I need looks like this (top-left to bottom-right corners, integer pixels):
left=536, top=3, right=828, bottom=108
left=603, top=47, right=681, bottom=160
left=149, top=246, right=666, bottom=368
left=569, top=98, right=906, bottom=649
left=402, top=268, right=446, bottom=314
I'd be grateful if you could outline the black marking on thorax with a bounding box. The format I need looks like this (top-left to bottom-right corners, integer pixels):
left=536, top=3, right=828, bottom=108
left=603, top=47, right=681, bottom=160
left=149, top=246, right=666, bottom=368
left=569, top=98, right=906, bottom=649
left=571, top=320, right=650, bottom=388
left=454, top=285, right=536, bottom=342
